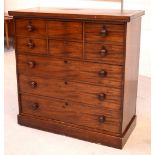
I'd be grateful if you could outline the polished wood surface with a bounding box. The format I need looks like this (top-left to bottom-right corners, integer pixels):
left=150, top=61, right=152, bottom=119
left=9, top=8, right=144, bottom=149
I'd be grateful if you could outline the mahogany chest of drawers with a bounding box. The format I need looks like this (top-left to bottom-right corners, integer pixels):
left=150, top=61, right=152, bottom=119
left=9, top=8, right=144, bottom=149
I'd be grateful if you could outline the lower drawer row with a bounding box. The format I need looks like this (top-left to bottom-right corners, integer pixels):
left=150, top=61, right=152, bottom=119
left=20, top=94, right=122, bottom=134
left=19, top=75, right=122, bottom=106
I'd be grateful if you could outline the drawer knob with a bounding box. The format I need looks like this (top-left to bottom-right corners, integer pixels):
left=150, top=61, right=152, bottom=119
left=97, top=93, right=106, bottom=101
left=30, top=81, right=37, bottom=88
left=98, top=70, right=107, bottom=77
left=27, top=40, right=35, bottom=49
left=98, top=115, right=106, bottom=123
left=100, top=27, right=107, bottom=37
left=27, top=61, right=35, bottom=68
left=64, top=60, right=68, bottom=64
left=27, top=24, right=33, bottom=32
left=64, top=81, right=68, bottom=85
left=31, top=103, right=39, bottom=110
left=100, top=48, right=107, bottom=57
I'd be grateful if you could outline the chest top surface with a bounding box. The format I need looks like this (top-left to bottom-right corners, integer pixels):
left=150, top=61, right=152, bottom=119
left=9, top=7, right=144, bottom=22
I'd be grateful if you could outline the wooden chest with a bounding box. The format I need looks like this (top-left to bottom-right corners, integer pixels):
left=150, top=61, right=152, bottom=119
left=9, top=8, right=144, bottom=149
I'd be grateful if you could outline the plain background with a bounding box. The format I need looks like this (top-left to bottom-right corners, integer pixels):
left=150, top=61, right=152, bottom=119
left=2, top=0, right=154, bottom=155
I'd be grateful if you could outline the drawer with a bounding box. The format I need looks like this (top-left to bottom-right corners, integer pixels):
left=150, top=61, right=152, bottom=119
left=16, top=37, right=47, bottom=55
left=20, top=94, right=121, bottom=134
left=85, top=43, right=124, bottom=65
left=15, top=19, right=46, bottom=36
left=17, top=55, right=123, bottom=88
left=47, top=21, right=82, bottom=40
left=19, top=75, right=122, bottom=105
left=85, top=23, right=125, bottom=44
left=49, top=40, right=83, bottom=59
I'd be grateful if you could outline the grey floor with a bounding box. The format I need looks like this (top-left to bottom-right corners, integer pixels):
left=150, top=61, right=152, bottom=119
left=4, top=50, right=151, bottom=155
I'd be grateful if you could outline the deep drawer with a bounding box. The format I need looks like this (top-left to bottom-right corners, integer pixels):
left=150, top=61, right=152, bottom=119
left=85, top=23, right=125, bottom=44
left=49, top=40, right=83, bottom=59
left=15, top=19, right=46, bottom=36
left=19, top=75, right=122, bottom=105
left=85, top=42, right=124, bottom=65
left=47, top=21, right=83, bottom=40
left=16, top=37, right=47, bottom=55
left=20, top=94, right=121, bottom=134
left=17, top=55, right=123, bottom=88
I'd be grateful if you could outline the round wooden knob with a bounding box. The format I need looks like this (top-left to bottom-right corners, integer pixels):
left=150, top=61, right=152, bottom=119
left=31, top=103, right=39, bottom=110
left=30, top=81, right=37, bottom=88
left=27, top=24, right=33, bottom=32
left=27, top=61, right=35, bottom=68
left=100, top=48, right=107, bottom=57
left=98, top=116, right=106, bottom=123
left=97, top=93, right=106, bottom=101
left=100, top=28, right=107, bottom=37
left=98, top=70, right=107, bottom=77
left=64, top=60, right=68, bottom=64
left=64, top=81, right=68, bottom=85
left=27, top=40, right=34, bottom=49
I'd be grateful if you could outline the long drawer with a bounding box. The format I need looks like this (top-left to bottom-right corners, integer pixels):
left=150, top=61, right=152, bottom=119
left=17, top=55, right=123, bottom=88
left=20, top=94, right=121, bottom=134
left=19, top=75, right=122, bottom=105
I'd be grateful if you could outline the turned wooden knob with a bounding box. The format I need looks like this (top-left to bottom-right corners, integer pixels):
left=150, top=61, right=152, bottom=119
left=97, top=93, right=106, bottom=101
left=98, top=115, right=106, bottom=123
left=27, top=40, right=35, bottom=49
left=27, top=24, right=33, bottom=32
left=30, top=81, right=37, bottom=88
left=98, top=70, right=107, bottom=77
left=31, top=103, right=39, bottom=110
left=100, top=48, right=107, bottom=57
left=100, top=27, right=107, bottom=37
left=27, top=61, right=35, bottom=68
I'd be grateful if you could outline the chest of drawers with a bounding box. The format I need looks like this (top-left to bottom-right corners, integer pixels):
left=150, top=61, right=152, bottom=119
left=9, top=8, right=144, bottom=149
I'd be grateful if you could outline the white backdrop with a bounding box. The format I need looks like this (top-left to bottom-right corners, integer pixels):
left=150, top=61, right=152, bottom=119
left=4, top=0, right=151, bottom=77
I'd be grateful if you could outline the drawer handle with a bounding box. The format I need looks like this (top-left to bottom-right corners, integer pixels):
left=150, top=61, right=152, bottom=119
left=27, top=24, right=34, bottom=32
left=100, top=27, right=107, bottom=37
left=30, top=81, right=37, bottom=88
left=98, top=70, right=107, bottom=78
left=98, top=115, right=106, bottom=123
left=27, top=61, right=35, bottom=68
left=64, top=60, right=68, bottom=64
left=100, top=48, right=107, bottom=57
left=27, top=40, right=35, bottom=49
left=31, top=103, right=39, bottom=110
left=97, top=93, right=106, bottom=101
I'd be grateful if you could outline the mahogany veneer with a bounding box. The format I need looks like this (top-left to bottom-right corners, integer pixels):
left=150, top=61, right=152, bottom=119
left=9, top=7, right=144, bottom=149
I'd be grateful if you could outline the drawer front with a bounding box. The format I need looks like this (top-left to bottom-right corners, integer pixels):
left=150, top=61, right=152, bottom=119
left=49, top=40, right=83, bottom=59
left=85, top=23, right=125, bottom=44
left=19, top=75, right=122, bottom=105
left=85, top=43, right=124, bottom=65
left=20, top=94, right=121, bottom=133
left=15, top=19, right=46, bottom=36
left=17, top=55, right=123, bottom=88
left=47, top=21, right=83, bottom=40
left=16, top=37, right=47, bottom=55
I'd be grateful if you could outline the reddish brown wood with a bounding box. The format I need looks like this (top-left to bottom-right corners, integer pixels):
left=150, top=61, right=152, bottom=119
left=9, top=7, right=144, bottom=149
left=17, top=55, right=123, bottom=88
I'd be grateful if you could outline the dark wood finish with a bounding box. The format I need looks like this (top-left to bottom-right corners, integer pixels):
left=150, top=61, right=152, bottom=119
left=49, top=40, right=83, bottom=58
left=85, top=23, right=125, bottom=45
left=8, top=7, right=144, bottom=149
left=47, top=21, right=82, bottom=40
left=16, top=37, right=47, bottom=54
left=17, top=55, right=123, bottom=88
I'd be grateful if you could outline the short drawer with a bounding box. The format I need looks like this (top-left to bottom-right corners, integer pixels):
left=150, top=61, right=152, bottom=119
left=49, top=40, right=83, bottom=59
left=15, top=19, right=46, bottom=36
left=85, top=43, right=124, bottom=65
left=47, top=21, right=83, bottom=40
left=20, top=94, right=121, bottom=134
left=16, top=37, right=47, bottom=55
left=85, top=23, right=125, bottom=44
left=19, top=75, right=122, bottom=105
left=17, top=55, right=123, bottom=88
